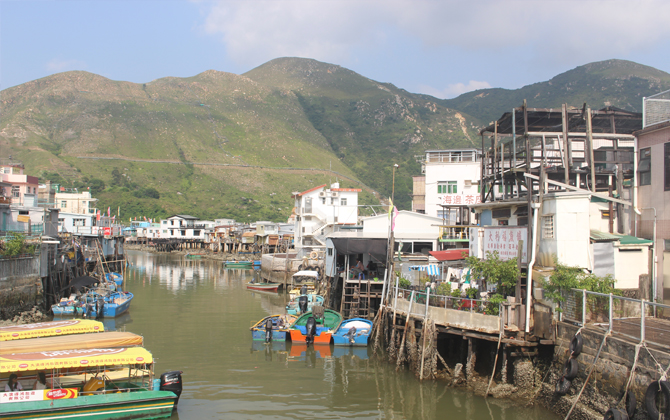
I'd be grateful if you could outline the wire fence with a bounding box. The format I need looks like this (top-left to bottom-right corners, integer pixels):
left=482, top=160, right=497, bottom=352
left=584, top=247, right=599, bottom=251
left=393, top=287, right=501, bottom=317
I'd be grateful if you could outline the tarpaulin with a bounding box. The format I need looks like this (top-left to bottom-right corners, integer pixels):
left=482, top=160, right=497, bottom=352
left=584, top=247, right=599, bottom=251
left=0, top=347, right=153, bottom=373
left=2, top=332, right=143, bottom=354
left=0, top=320, right=104, bottom=341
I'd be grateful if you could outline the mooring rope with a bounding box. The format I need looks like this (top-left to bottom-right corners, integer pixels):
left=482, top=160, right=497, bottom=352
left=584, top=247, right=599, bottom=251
left=564, top=330, right=611, bottom=420
left=485, top=324, right=504, bottom=397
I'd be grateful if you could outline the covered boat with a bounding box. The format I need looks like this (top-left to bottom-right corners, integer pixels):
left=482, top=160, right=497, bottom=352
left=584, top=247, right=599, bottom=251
left=288, top=308, right=342, bottom=344
left=250, top=314, right=297, bottom=341
left=285, top=294, right=325, bottom=316
left=332, top=318, right=373, bottom=346
left=288, top=270, right=318, bottom=299
left=2, top=331, right=143, bottom=354
left=0, top=347, right=181, bottom=420
left=0, top=320, right=104, bottom=341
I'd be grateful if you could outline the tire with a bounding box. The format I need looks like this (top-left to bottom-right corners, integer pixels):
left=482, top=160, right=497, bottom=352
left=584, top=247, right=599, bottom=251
left=623, top=391, right=636, bottom=419
left=563, top=358, right=579, bottom=380
left=555, top=376, right=571, bottom=396
left=645, top=380, right=670, bottom=419
left=603, top=408, right=627, bottom=420
left=569, top=333, right=584, bottom=357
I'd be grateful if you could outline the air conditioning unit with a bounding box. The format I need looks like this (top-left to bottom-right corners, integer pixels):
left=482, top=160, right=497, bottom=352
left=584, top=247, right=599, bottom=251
left=331, top=191, right=339, bottom=197
left=319, top=191, right=326, bottom=197
left=464, top=180, right=472, bottom=187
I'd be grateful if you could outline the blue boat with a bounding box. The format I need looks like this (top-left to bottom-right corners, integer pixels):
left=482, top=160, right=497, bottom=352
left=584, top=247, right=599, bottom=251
left=51, top=290, right=133, bottom=318
left=250, top=314, right=297, bottom=341
left=332, top=318, right=373, bottom=346
left=105, top=272, right=124, bottom=287
left=286, top=294, right=325, bottom=315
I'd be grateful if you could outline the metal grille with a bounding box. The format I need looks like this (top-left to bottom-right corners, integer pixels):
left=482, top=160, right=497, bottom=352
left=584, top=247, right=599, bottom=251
left=644, top=89, right=670, bottom=128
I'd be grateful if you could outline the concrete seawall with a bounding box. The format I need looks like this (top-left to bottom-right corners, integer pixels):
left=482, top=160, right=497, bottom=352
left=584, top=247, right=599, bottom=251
left=0, top=256, right=42, bottom=318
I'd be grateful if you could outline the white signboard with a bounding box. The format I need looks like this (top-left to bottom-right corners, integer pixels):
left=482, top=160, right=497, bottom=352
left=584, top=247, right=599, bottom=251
left=439, top=194, right=481, bottom=206
left=482, top=226, right=528, bottom=263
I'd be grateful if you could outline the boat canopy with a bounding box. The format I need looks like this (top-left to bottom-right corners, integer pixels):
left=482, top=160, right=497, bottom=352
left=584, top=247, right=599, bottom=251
left=0, top=347, right=153, bottom=373
left=2, top=332, right=143, bottom=354
left=0, top=320, right=104, bottom=341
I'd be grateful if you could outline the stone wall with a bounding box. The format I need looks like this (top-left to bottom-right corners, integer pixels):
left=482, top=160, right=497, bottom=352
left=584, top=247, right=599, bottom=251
left=0, top=256, right=42, bottom=319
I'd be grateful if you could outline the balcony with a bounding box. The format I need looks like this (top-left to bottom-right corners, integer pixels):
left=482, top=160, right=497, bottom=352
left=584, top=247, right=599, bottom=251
left=439, top=225, right=474, bottom=242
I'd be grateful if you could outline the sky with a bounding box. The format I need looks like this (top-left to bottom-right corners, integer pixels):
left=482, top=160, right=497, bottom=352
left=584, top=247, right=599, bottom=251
left=1, top=0, right=670, bottom=99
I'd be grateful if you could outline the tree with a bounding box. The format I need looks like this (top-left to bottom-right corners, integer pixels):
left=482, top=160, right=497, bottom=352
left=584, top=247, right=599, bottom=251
left=465, top=251, right=519, bottom=296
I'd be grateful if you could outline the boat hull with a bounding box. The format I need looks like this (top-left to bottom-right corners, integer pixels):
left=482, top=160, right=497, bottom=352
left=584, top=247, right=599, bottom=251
left=246, top=283, right=279, bottom=292
left=51, top=293, right=133, bottom=318
left=225, top=261, right=253, bottom=269
left=251, top=329, right=290, bottom=341
left=289, top=328, right=332, bottom=344
left=0, top=390, right=176, bottom=420
left=332, top=318, right=373, bottom=347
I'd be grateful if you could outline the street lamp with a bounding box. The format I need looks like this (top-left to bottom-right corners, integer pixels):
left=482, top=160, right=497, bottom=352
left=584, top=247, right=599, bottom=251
left=392, top=164, right=399, bottom=205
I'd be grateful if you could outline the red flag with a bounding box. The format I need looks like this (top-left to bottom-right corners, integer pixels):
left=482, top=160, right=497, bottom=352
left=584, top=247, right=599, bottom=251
left=96, top=210, right=101, bottom=222
left=107, top=207, right=110, bottom=217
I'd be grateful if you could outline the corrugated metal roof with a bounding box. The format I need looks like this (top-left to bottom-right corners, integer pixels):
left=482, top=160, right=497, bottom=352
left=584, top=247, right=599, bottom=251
left=590, top=229, right=653, bottom=245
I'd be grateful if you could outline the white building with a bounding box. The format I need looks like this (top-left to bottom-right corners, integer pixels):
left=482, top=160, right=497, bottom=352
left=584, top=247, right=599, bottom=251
left=158, top=215, right=214, bottom=240
left=293, top=183, right=360, bottom=249
left=414, top=149, right=482, bottom=223
left=54, top=191, right=98, bottom=216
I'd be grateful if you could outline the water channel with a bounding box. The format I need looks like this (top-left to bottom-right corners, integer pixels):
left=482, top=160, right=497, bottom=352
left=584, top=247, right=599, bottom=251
left=105, top=251, right=560, bottom=419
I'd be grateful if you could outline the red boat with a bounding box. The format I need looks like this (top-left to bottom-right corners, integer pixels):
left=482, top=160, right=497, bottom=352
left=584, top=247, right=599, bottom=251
left=245, top=282, right=279, bottom=292
left=429, top=249, right=469, bottom=261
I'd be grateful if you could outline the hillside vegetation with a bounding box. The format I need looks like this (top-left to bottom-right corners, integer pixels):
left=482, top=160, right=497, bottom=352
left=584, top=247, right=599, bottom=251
left=1, top=58, right=668, bottom=221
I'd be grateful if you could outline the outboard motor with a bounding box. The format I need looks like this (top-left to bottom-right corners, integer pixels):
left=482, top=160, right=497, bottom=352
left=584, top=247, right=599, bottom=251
left=298, top=295, right=308, bottom=314
left=347, top=326, right=357, bottom=345
left=305, top=316, right=317, bottom=346
left=160, top=371, right=183, bottom=405
left=265, top=318, right=274, bottom=343
left=95, top=298, right=104, bottom=319
left=300, top=285, right=308, bottom=296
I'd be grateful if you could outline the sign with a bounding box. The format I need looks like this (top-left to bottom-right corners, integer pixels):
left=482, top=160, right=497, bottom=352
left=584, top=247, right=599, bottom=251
left=481, top=226, right=528, bottom=263
left=0, top=389, right=78, bottom=403
left=103, top=227, right=112, bottom=236
left=439, top=194, right=481, bottom=206
left=17, top=215, right=31, bottom=223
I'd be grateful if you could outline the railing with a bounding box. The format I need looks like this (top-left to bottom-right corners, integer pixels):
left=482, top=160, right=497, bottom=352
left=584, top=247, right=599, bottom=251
left=562, top=288, right=670, bottom=347
left=439, top=225, right=473, bottom=241
left=0, top=223, right=44, bottom=237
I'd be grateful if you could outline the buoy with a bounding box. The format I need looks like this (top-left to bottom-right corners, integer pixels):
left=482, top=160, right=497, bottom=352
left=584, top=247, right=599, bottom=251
left=309, top=250, right=318, bottom=260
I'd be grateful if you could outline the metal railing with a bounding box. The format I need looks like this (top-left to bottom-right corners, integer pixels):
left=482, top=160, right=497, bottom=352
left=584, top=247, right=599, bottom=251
left=562, top=288, right=670, bottom=347
left=393, top=286, right=502, bottom=318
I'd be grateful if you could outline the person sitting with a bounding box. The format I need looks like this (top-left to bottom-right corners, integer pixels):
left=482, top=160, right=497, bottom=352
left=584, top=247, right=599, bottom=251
left=33, top=372, right=48, bottom=390
left=5, top=374, right=23, bottom=392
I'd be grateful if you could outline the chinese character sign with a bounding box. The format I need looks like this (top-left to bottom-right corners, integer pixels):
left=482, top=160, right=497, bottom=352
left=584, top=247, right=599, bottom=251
left=440, top=194, right=480, bottom=205
left=481, top=227, right=528, bottom=263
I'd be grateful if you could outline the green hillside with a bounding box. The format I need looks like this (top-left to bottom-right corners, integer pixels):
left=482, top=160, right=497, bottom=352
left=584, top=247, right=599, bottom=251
left=441, top=59, right=670, bottom=124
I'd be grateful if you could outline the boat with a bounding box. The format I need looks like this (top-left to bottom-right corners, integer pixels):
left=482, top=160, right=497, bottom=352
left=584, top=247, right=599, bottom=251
left=288, top=308, right=342, bottom=344
left=250, top=314, right=297, bottom=341
left=253, top=260, right=261, bottom=267
left=225, top=260, right=253, bottom=269
left=0, top=320, right=104, bottom=341
left=288, top=270, right=319, bottom=300
left=2, top=331, right=143, bottom=353
left=185, top=253, right=205, bottom=259
left=104, top=272, right=124, bottom=287
left=285, top=294, right=325, bottom=316
left=51, top=290, right=133, bottom=318
left=332, top=318, right=373, bottom=346
left=245, top=282, right=279, bottom=292
left=0, top=347, right=182, bottom=420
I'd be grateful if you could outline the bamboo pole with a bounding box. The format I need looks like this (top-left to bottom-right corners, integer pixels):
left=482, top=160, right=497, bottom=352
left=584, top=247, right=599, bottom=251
left=396, top=290, right=415, bottom=370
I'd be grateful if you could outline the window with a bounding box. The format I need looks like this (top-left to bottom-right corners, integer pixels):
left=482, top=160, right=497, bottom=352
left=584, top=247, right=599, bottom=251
left=12, top=186, right=20, bottom=198
left=639, top=147, right=651, bottom=186
left=438, top=181, right=457, bottom=194
left=60, top=201, right=67, bottom=208
left=180, top=230, right=186, bottom=236
left=340, top=198, right=347, bottom=206
left=665, top=143, right=670, bottom=191
left=321, top=197, right=326, bottom=204
left=542, top=215, right=555, bottom=239
left=327, top=248, right=333, bottom=256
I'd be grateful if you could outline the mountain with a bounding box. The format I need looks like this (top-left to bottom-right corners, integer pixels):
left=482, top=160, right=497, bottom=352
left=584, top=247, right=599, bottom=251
left=441, top=59, right=670, bottom=124
left=0, top=60, right=480, bottom=220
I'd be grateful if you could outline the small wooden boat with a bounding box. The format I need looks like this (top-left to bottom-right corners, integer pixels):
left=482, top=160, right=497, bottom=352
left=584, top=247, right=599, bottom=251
left=104, top=272, right=124, bottom=286
left=288, top=308, right=342, bottom=344
left=286, top=294, right=325, bottom=315
left=51, top=290, right=133, bottom=318
left=245, top=282, right=279, bottom=292
left=250, top=314, right=297, bottom=341
left=185, top=253, right=204, bottom=259
left=225, top=260, right=253, bottom=269
left=288, top=270, right=319, bottom=299
left=332, top=318, right=373, bottom=346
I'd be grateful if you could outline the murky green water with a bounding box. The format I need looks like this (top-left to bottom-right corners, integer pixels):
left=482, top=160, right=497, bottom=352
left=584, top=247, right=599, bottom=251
left=112, top=251, right=558, bottom=420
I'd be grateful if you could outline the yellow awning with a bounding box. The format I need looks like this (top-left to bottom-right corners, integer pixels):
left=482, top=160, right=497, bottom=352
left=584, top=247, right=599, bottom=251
left=0, top=320, right=104, bottom=341
left=1, top=332, right=143, bottom=354
left=0, top=347, right=153, bottom=373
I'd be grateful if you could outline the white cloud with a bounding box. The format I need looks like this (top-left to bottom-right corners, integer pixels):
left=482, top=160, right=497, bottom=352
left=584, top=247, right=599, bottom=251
left=420, top=80, right=492, bottom=99
left=200, top=1, right=670, bottom=68
left=46, top=58, right=87, bottom=72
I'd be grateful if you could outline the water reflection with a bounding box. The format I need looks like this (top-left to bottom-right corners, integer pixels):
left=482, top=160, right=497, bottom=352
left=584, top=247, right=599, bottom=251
left=118, top=251, right=559, bottom=420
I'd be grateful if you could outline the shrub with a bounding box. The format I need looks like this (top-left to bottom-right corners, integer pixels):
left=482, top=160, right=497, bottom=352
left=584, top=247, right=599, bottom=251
left=435, top=282, right=451, bottom=296
left=2, top=233, right=35, bottom=257
left=465, top=251, right=519, bottom=296
left=486, top=293, right=506, bottom=315
left=398, top=277, right=411, bottom=289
